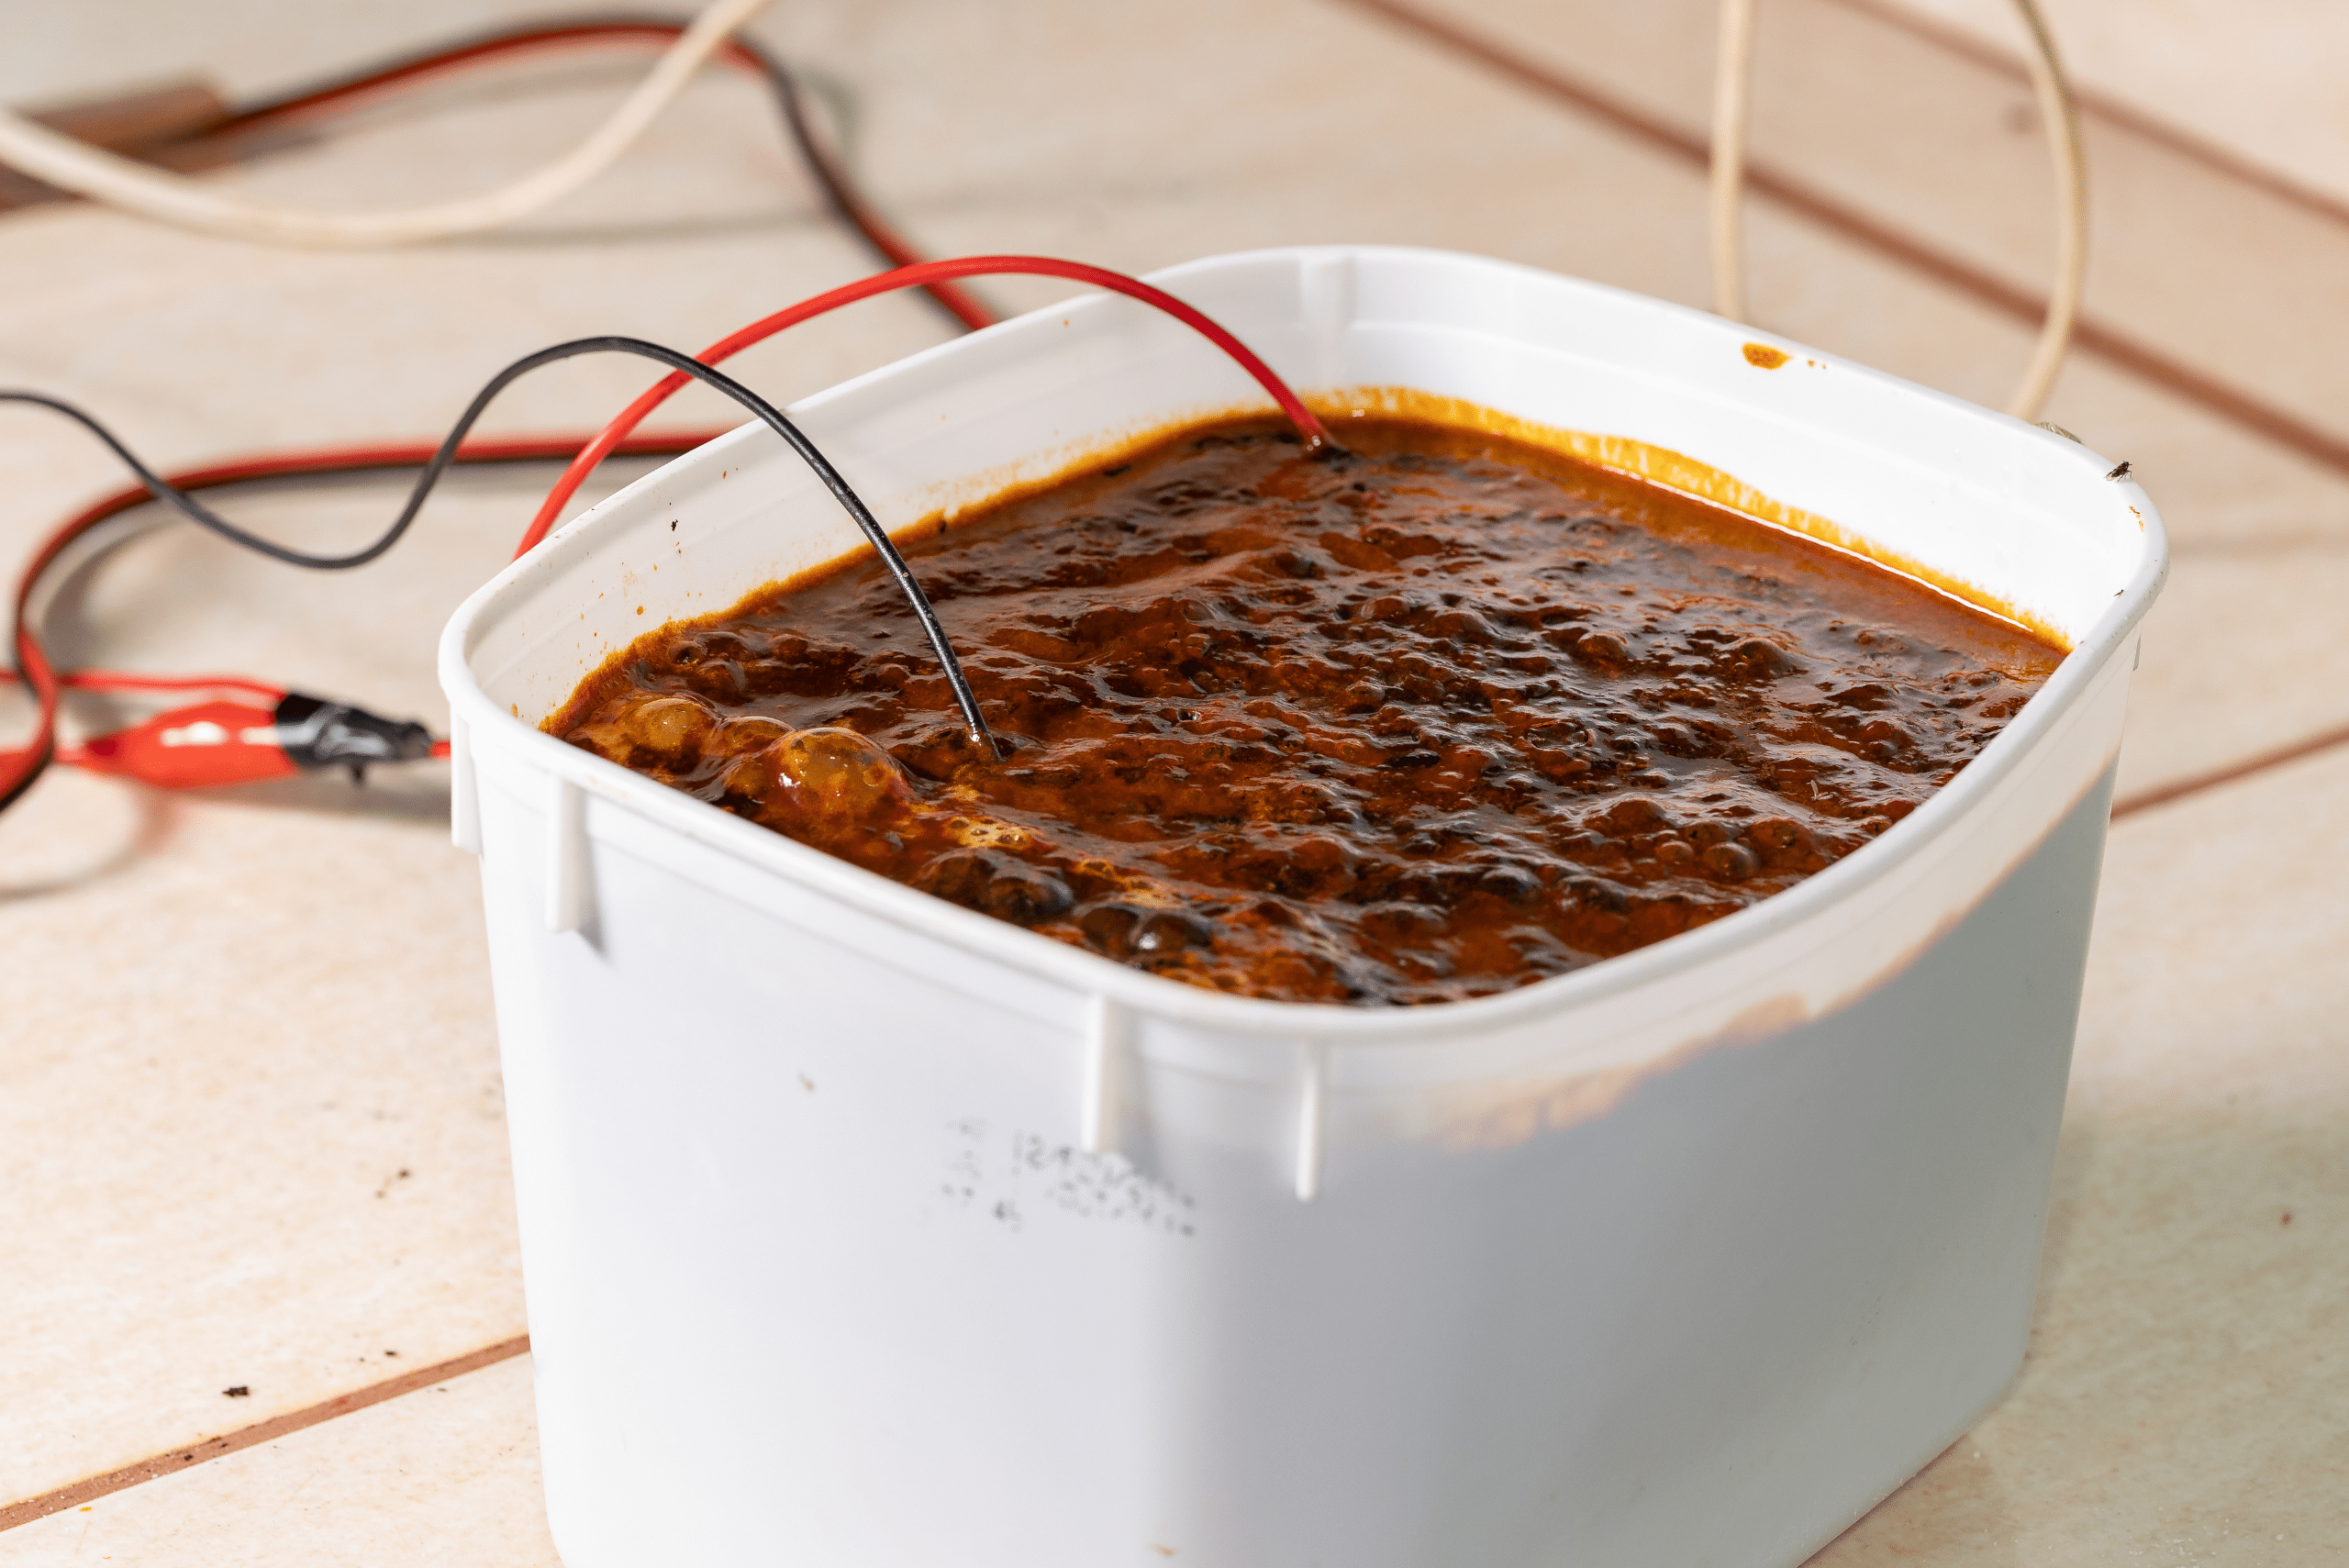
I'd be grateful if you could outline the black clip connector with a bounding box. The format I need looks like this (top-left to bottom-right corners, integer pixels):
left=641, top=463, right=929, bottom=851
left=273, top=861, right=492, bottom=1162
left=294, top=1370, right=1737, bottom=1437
left=273, top=693, right=438, bottom=783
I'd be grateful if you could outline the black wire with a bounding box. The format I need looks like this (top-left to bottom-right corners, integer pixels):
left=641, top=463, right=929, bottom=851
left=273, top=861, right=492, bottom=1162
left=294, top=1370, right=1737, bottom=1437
left=2, top=444, right=699, bottom=817
left=2, top=21, right=997, bottom=816
left=0, top=342, right=999, bottom=755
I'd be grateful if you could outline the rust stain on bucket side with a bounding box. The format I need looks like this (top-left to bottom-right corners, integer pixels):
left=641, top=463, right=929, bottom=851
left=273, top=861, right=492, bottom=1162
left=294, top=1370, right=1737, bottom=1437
left=1742, top=342, right=1792, bottom=370
left=1433, top=753, right=2119, bottom=1152
left=1435, top=994, right=1810, bottom=1151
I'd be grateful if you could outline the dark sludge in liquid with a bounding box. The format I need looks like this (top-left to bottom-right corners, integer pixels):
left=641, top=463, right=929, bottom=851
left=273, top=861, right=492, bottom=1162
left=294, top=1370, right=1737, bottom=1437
left=551, top=416, right=2063, bottom=1006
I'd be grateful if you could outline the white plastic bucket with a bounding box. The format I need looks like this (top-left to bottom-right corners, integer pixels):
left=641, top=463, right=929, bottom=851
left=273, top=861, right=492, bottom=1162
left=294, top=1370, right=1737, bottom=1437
left=440, top=247, right=2166, bottom=1567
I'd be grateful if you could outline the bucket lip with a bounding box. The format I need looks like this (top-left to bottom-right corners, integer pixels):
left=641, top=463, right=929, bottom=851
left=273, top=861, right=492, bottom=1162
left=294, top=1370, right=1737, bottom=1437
left=440, top=242, right=2170, bottom=1049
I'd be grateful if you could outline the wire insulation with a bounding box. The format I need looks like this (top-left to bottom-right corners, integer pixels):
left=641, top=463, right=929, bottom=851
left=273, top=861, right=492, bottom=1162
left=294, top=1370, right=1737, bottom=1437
left=515, top=255, right=1338, bottom=557
left=1709, top=0, right=1755, bottom=322
left=9, top=671, right=289, bottom=702
left=6, top=256, right=1330, bottom=809
left=4, top=339, right=999, bottom=770
left=192, top=16, right=996, bottom=329
left=2002, top=0, right=2087, bottom=420
left=5, top=433, right=718, bottom=812
left=0, top=0, right=770, bottom=248
left=1704, top=0, right=2086, bottom=417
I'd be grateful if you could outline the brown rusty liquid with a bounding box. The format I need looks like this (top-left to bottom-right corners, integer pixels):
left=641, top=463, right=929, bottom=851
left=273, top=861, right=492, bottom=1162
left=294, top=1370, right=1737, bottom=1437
left=551, top=417, right=2063, bottom=1006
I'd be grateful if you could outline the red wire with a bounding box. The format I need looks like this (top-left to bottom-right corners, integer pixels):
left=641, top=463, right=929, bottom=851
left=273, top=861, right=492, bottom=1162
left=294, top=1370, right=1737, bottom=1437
left=0, top=670, right=289, bottom=702
left=2, top=432, right=718, bottom=806
left=7, top=30, right=1084, bottom=803
left=514, top=255, right=1336, bottom=558
left=215, top=21, right=745, bottom=129
left=6, top=260, right=1331, bottom=805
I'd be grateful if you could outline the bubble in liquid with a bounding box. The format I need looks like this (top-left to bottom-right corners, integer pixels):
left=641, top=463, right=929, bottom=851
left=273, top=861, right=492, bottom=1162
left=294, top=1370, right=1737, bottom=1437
left=771, top=727, right=912, bottom=818
left=918, top=849, right=1073, bottom=926
left=1703, top=841, right=1759, bottom=881
left=620, top=695, right=716, bottom=763
left=1079, top=901, right=1211, bottom=958
left=711, top=715, right=788, bottom=756
left=1575, top=631, right=1631, bottom=663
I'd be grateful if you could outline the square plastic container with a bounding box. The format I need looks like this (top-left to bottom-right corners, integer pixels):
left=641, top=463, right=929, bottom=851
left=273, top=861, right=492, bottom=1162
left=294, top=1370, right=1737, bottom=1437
left=439, top=246, right=2166, bottom=1567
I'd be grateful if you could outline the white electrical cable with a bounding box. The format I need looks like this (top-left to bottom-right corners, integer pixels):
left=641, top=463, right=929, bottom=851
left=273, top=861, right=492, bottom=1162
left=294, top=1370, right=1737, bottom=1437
left=0, top=0, right=771, bottom=249
left=1705, top=0, right=2087, bottom=421
left=1709, top=0, right=1756, bottom=323
left=2003, top=0, right=2087, bottom=422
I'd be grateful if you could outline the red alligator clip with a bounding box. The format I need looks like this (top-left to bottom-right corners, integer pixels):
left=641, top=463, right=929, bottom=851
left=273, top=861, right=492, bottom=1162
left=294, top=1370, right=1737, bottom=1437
left=71, top=700, right=300, bottom=788
left=65, top=693, right=440, bottom=788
